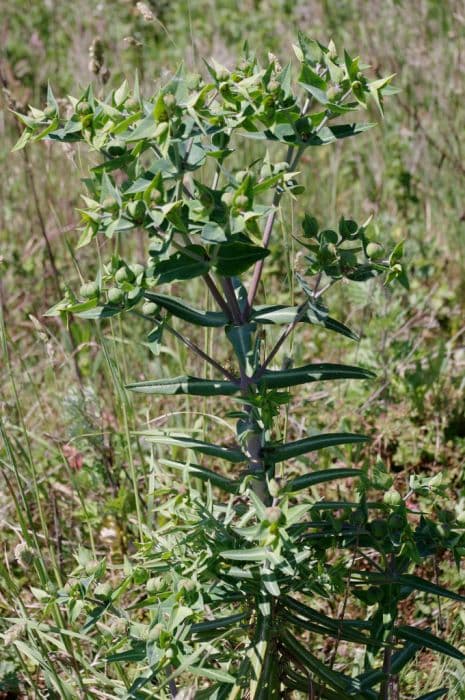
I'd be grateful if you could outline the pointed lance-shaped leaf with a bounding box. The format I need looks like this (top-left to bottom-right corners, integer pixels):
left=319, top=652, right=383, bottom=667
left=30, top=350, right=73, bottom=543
left=265, top=433, right=369, bottom=464
left=279, top=629, right=364, bottom=697
left=414, top=689, right=449, bottom=700
left=190, top=612, right=248, bottom=635
left=126, top=375, right=240, bottom=397
left=143, top=292, right=229, bottom=327
left=282, top=596, right=373, bottom=641
left=283, top=467, right=362, bottom=493
left=252, top=304, right=359, bottom=341
left=396, top=625, right=465, bottom=661
left=283, top=610, right=374, bottom=647
left=257, top=363, right=375, bottom=390
left=357, top=641, right=419, bottom=690
left=140, top=433, right=245, bottom=463
left=351, top=571, right=465, bottom=603
left=159, top=458, right=239, bottom=493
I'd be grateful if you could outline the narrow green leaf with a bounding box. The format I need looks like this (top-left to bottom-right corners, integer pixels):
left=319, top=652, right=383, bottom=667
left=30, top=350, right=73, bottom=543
left=265, top=433, right=369, bottom=463
left=396, top=625, right=465, bottom=661
left=14, top=641, right=50, bottom=669
left=144, top=292, right=228, bottom=327
left=279, top=629, right=360, bottom=696
left=357, top=641, right=419, bottom=689
left=351, top=572, right=465, bottom=603
left=284, top=468, right=362, bottom=493
left=159, top=458, right=239, bottom=493
left=190, top=612, right=248, bottom=634
left=141, top=433, right=244, bottom=463
left=126, top=375, right=239, bottom=397
left=220, top=547, right=270, bottom=562
left=106, top=646, right=145, bottom=663
left=257, top=363, right=374, bottom=390
left=188, top=666, right=236, bottom=684
left=75, top=304, right=124, bottom=319
left=414, top=689, right=448, bottom=700
left=253, top=304, right=359, bottom=340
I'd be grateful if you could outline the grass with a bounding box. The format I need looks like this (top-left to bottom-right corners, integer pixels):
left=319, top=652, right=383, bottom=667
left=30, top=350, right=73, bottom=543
left=1, top=0, right=465, bottom=696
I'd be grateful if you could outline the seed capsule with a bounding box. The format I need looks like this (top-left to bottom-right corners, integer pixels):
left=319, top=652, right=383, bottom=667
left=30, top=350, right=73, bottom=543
left=383, top=489, right=402, bottom=507
left=142, top=301, right=157, bottom=316
left=80, top=281, right=99, bottom=298
left=126, top=97, right=140, bottom=112
left=265, top=506, right=282, bottom=524
left=221, top=191, right=235, bottom=207
left=102, top=196, right=118, bottom=213
left=108, top=287, right=124, bottom=304
left=76, top=101, right=91, bottom=115
left=366, top=242, right=385, bottom=260
left=235, top=194, right=249, bottom=209
left=154, top=121, right=170, bottom=138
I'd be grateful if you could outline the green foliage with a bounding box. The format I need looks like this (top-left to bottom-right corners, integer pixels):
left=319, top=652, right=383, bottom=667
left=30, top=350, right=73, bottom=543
left=4, top=27, right=464, bottom=700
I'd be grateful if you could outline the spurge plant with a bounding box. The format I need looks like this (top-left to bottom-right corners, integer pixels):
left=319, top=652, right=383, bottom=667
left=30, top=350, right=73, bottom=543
left=11, top=33, right=465, bottom=700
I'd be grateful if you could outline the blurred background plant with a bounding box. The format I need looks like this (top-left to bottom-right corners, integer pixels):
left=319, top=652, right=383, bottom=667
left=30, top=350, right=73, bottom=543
left=1, top=0, right=465, bottom=697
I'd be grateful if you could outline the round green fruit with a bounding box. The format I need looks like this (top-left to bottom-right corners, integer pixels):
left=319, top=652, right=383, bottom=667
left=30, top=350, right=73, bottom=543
left=115, top=266, right=135, bottom=284
left=370, top=519, right=388, bottom=539
left=235, top=194, right=249, bottom=209
left=43, top=106, right=56, bottom=119
left=80, top=281, right=99, bottom=298
left=162, top=93, right=176, bottom=109
left=216, top=67, right=230, bottom=82
left=76, top=101, right=91, bottom=115
left=326, top=85, right=340, bottom=102
left=154, top=121, right=170, bottom=138
left=221, top=191, right=235, bottom=207
left=383, top=489, right=402, bottom=507
left=102, top=196, right=119, bottom=213
left=127, top=200, right=146, bottom=222
left=265, top=506, right=282, bottom=524
left=125, top=97, right=140, bottom=112
left=142, top=301, right=157, bottom=316
left=107, top=287, right=124, bottom=304
left=366, top=242, right=385, bottom=260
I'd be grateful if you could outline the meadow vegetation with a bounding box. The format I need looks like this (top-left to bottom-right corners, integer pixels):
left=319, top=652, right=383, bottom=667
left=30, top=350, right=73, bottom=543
left=1, top=1, right=465, bottom=698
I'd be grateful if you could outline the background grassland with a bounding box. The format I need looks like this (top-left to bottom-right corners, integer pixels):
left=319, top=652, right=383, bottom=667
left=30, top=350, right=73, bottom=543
left=1, top=0, right=465, bottom=697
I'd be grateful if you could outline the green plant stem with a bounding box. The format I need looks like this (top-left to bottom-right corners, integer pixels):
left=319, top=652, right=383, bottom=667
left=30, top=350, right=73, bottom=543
left=136, top=311, right=237, bottom=381
left=247, top=87, right=351, bottom=311
left=221, top=276, right=242, bottom=323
